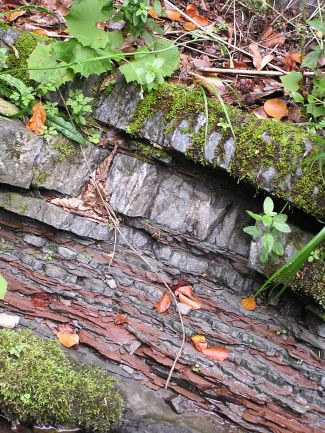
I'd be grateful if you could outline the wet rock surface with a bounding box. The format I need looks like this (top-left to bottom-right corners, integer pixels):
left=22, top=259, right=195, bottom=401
left=0, top=115, right=324, bottom=433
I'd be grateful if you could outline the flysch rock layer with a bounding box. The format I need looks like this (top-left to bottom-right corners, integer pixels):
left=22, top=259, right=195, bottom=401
left=94, top=77, right=325, bottom=219
left=0, top=115, right=324, bottom=433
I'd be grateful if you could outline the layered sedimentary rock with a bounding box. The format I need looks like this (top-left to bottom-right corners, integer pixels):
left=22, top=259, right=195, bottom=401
left=0, top=116, right=324, bottom=433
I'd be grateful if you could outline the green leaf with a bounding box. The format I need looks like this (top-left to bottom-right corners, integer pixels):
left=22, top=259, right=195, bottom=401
left=246, top=210, right=262, bottom=221
left=301, top=46, right=324, bottom=69
left=119, top=38, right=179, bottom=90
left=262, top=233, right=274, bottom=254
left=66, top=0, right=113, bottom=49
left=272, top=240, right=284, bottom=256
left=273, top=214, right=288, bottom=224
left=0, top=275, right=8, bottom=299
left=46, top=113, right=86, bottom=146
left=243, top=226, right=262, bottom=236
left=28, top=44, right=73, bottom=86
left=307, top=19, right=325, bottom=33
left=273, top=222, right=291, bottom=233
left=291, top=91, right=304, bottom=104
left=280, top=72, right=303, bottom=92
left=263, top=196, right=274, bottom=215
left=306, top=103, right=325, bottom=119
left=262, top=215, right=273, bottom=227
left=260, top=246, right=269, bottom=263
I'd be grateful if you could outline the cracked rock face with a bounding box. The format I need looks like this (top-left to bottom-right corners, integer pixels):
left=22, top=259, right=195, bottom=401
left=0, top=117, right=109, bottom=195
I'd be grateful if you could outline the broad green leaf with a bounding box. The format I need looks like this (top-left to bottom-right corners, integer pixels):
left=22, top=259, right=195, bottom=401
left=28, top=44, right=73, bottom=86
left=273, top=214, right=288, bottom=224
left=280, top=71, right=302, bottom=92
left=119, top=38, right=179, bottom=90
left=246, top=210, right=262, bottom=221
left=263, top=196, right=274, bottom=215
left=301, top=46, right=324, bottom=69
left=260, top=246, right=269, bottom=263
left=66, top=0, right=113, bottom=49
left=262, top=215, right=273, bottom=227
left=243, top=226, right=261, bottom=236
left=307, top=19, right=325, bottom=33
left=273, top=222, right=291, bottom=233
left=306, top=103, right=325, bottom=119
left=0, top=275, right=8, bottom=299
left=291, top=91, right=304, bottom=104
left=272, top=240, right=284, bottom=256
left=262, top=233, right=274, bottom=254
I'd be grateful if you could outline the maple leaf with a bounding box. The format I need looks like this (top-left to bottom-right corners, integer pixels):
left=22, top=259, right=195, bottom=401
left=241, top=295, right=257, bottom=311
left=26, top=101, right=46, bottom=135
left=156, top=291, right=172, bottom=313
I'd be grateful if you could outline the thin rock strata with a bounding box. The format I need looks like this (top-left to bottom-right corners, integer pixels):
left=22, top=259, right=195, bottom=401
left=0, top=119, right=324, bottom=433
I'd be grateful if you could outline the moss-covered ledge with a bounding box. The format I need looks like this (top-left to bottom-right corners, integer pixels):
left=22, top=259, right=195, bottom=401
left=95, top=78, right=324, bottom=219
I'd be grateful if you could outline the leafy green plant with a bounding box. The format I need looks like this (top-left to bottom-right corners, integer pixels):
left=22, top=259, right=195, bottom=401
left=243, top=196, right=291, bottom=263
left=0, top=274, right=8, bottom=299
left=254, top=227, right=325, bottom=303
left=27, top=0, right=179, bottom=92
left=66, top=89, right=94, bottom=125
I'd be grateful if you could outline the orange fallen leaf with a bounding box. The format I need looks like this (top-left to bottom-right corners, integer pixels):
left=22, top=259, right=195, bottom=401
left=156, top=291, right=172, bottom=313
left=262, top=32, right=285, bottom=48
left=26, top=101, right=46, bottom=135
left=183, top=21, right=197, bottom=31
left=115, top=314, right=128, bottom=325
left=249, top=42, right=262, bottom=71
left=291, top=52, right=301, bottom=63
left=185, top=4, right=208, bottom=26
left=166, top=9, right=182, bottom=21
left=175, top=285, right=197, bottom=300
left=32, top=29, right=49, bottom=36
left=241, top=295, right=257, bottom=311
left=202, top=346, right=230, bottom=361
left=7, top=10, right=26, bottom=21
left=148, top=8, right=157, bottom=18
left=261, top=26, right=273, bottom=40
left=179, top=293, right=201, bottom=310
left=57, top=332, right=79, bottom=348
left=191, top=334, right=208, bottom=352
left=264, top=98, right=288, bottom=120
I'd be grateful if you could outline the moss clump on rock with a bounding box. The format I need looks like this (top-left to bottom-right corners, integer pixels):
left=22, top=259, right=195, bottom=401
left=0, top=330, right=124, bottom=430
left=6, top=32, right=39, bottom=84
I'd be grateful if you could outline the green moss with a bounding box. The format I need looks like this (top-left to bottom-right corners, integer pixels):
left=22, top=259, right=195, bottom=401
left=0, top=330, right=124, bottom=429
left=32, top=168, right=50, bottom=185
left=127, top=92, right=157, bottom=135
left=6, top=32, right=39, bottom=84
left=133, top=140, right=169, bottom=159
left=52, top=137, right=77, bottom=161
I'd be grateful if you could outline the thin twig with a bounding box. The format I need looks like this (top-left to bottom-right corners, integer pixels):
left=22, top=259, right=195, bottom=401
left=198, top=67, right=315, bottom=76
left=164, top=0, right=286, bottom=74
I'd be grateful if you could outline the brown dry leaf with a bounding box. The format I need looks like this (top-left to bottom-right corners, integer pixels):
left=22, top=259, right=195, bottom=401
left=253, top=106, right=268, bottom=119
left=26, top=101, right=46, bottom=135
left=148, top=8, right=157, bottom=18
left=261, top=26, right=273, bottom=40
left=156, top=291, right=172, bottom=313
left=115, top=314, right=128, bottom=325
left=191, top=335, right=208, bottom=352
left=186, top=4, right=208, bottom=26
left=175, top=285, right=197, bottom=300
left=291, top=52, right=301, bottom=63
left=288, top=105, right=302, bottom=123
left=264, top=98, right=288, bottom=120
left=262, top=33, right=285, bottom=48
left=249, top=42, right=262, bottom=71
left=260, top=54, right=274, bottom=70
left=166, top=9, right=182, bottom=21
left=241, top=295, right=257, bottom=311
left=183, top=21, right=197, bottom=31
left=225, top=60, right=247, bottom=69
left=202, top=346, right=230, bottom=361
left=57, top=332, right=79, bottom=348
left=179, top=293, right=201, bottom=310
left=7, top=10, right=26, bottom=21
left=192, top=72, right=226, bottom=96
left=192, top=55, right=211, bottom=70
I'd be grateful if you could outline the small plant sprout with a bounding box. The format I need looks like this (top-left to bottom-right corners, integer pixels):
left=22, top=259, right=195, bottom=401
left=43, top=251, right=53, bottom=261
left=192, top=363, right=201, bottom=373
left=243, top=196, right=291, bottom=264
left=66, top=89, right=94, bottom=125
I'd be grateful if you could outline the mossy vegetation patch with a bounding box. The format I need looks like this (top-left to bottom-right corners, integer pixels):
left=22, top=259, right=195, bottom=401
left=0, top=330, right=124, bottom=430
left=125, top=82, right=324, bottom=218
